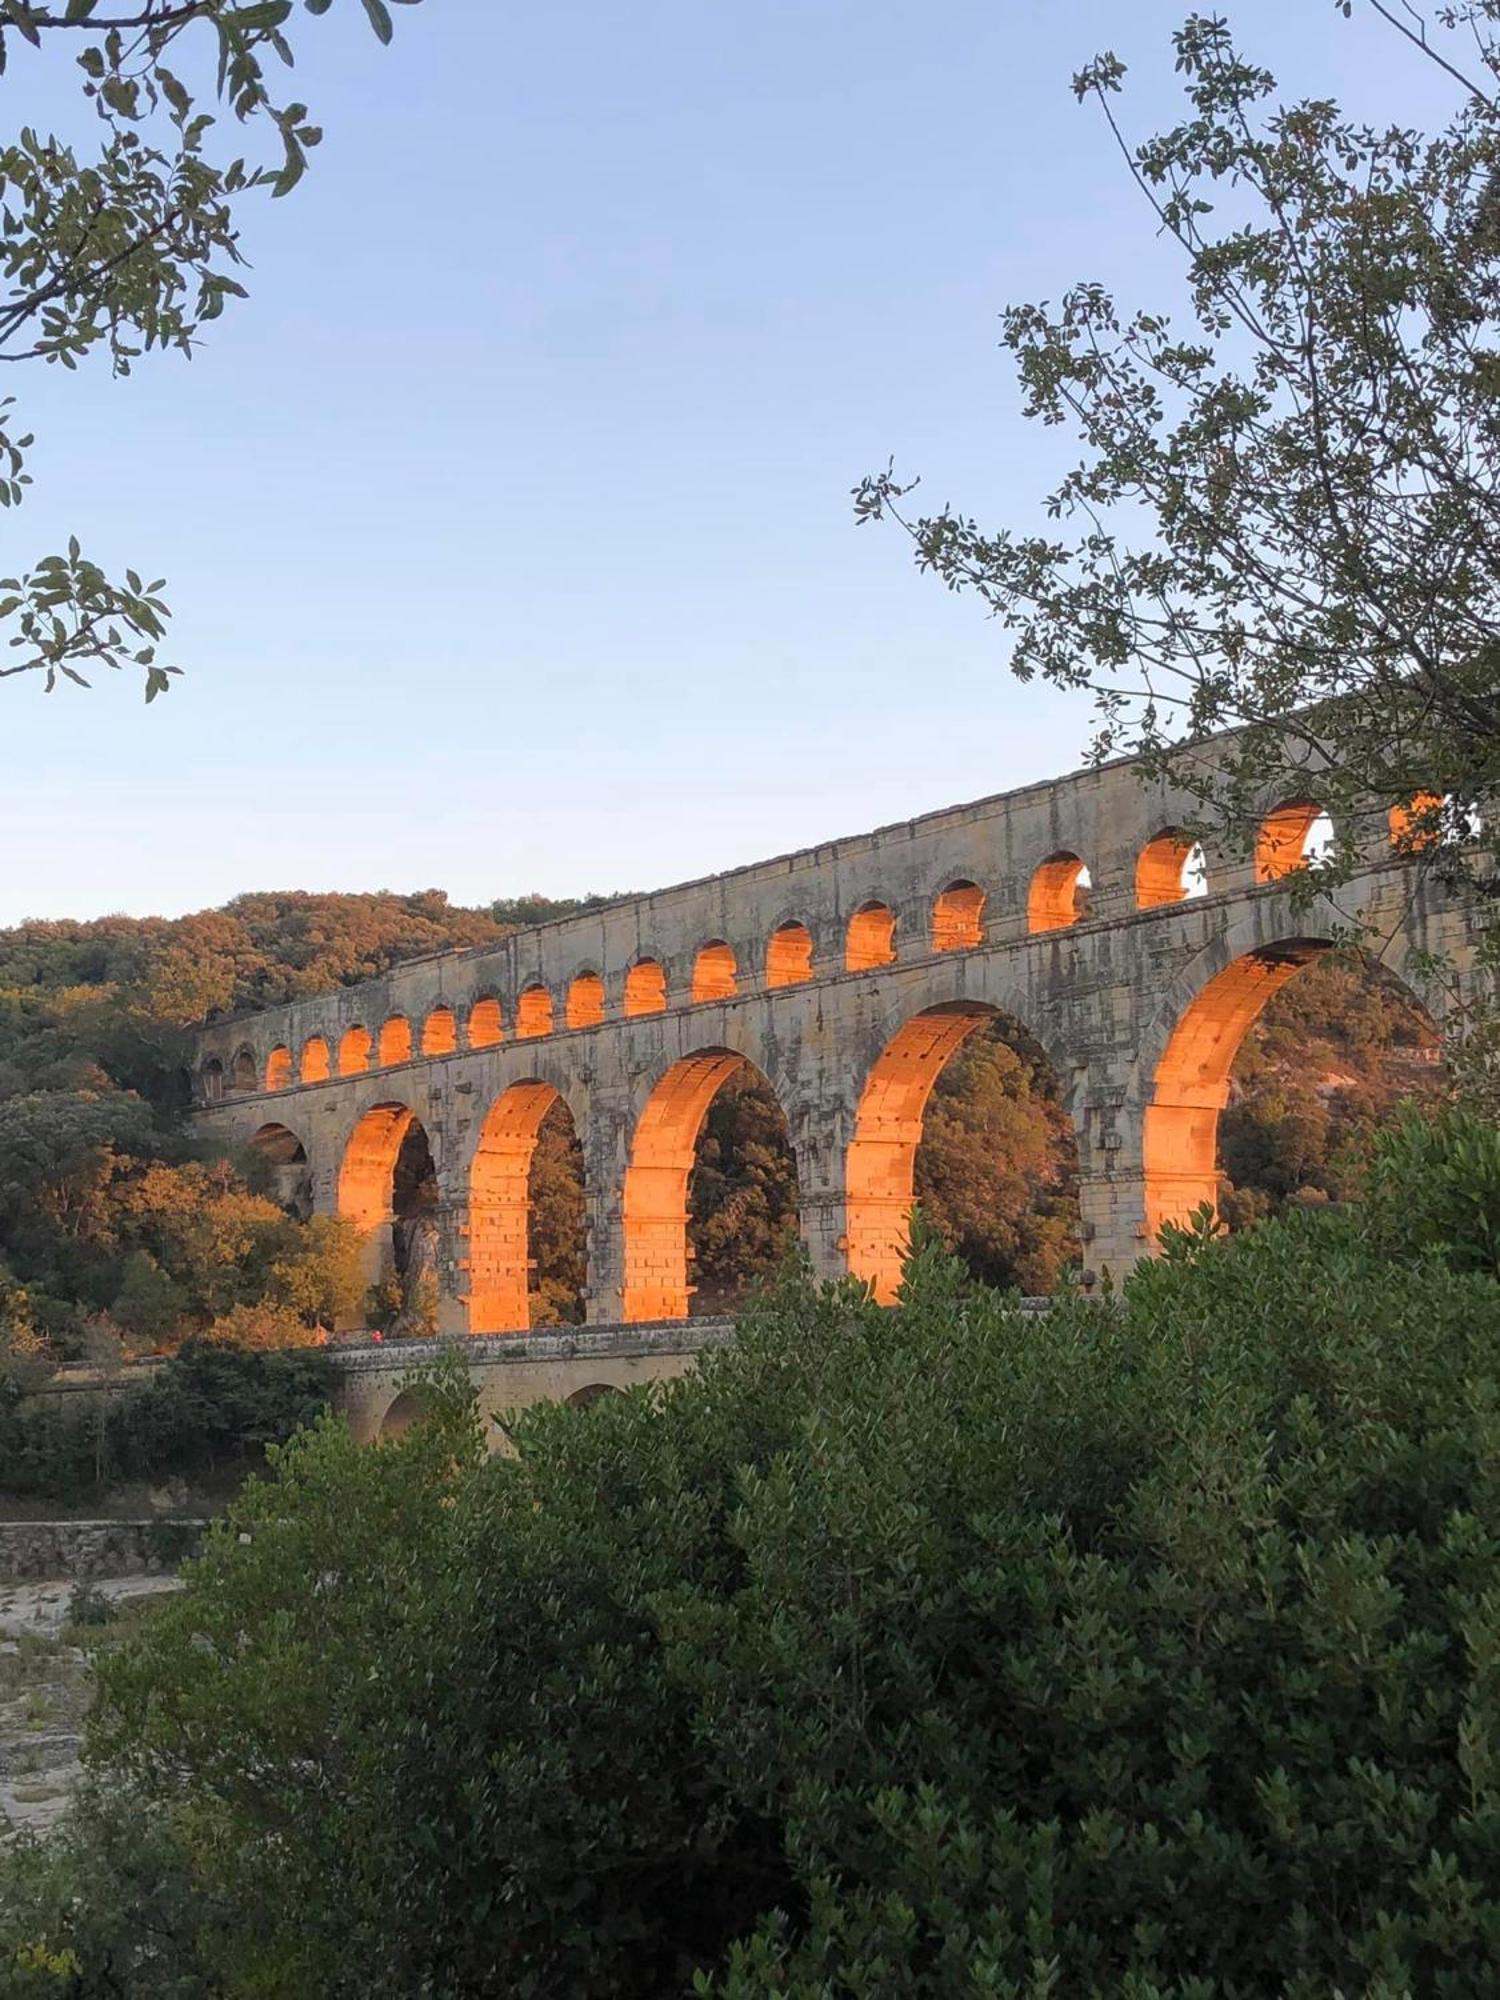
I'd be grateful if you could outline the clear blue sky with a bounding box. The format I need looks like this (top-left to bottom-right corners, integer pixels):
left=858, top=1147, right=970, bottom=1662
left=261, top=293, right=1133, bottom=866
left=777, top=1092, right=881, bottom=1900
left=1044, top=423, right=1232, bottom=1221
left=0, top=0, right=1447, bottom=923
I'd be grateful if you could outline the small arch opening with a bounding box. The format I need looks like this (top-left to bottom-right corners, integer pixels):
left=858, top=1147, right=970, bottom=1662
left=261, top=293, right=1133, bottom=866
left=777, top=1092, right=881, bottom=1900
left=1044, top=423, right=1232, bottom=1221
left=691, top=941, right=738, bottom=1003
left=517, top=986, right=553, bottom=1040
left=228, top=1046, right=258, bottom=1095
left=264, top=1046, right=293, bottom=1092
left=1027, top=855, right=1091, bottom=934
left=378, top=1015, right=413, bottom=1067
left=766, top=922, right=814, bottom=989
left=300, top=1035, right=331, bottom=1085
left=200, top=1058, right=225, bottom=1106
left=567, top=1383, right=621, bottom=1409
left=422, top=1006, right=457, bottom=1057
left=1255, top=801, right=1333, bottom=883
left=624, top=958, right=668, bottom=1017
left=1384, top=788, right=1480, bottom=852
left=338, top=1025, right=372, bottom=1076
left=249, top=1121, right=307, bottom=1166
left=467, top=996, right=503, bottom=1049
left=846, top=901, right=897, bottom=971
left=1137, top=830, right=1208, bottom=909
left=379, top=1386, right=435, bottom=1441
left=566, top=972, right=605, bottom=1030
left=932, top=881, right=985, bottom=952
left=249, top=1121, right=311, bottom=1219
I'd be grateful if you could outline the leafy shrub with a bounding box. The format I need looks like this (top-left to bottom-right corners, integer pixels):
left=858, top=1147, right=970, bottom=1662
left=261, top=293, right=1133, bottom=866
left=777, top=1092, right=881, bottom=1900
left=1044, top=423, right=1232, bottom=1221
left=1364, top=1100, right=1500, bottom=1276
left=64, top=1212, right=1500, bottom=1997
left=0, top=1340, right=334, bottom=1500
left=64, top=1581, right=113, bottom=1629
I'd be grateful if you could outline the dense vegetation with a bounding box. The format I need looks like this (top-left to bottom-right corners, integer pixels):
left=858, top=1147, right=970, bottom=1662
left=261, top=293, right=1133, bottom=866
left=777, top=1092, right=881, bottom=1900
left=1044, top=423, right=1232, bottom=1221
left=4, top=1112, right=1498, bottom=1996
left=0, top=892, right=515, bottom=1371
left=0, top=1341, right=334, bottom=1503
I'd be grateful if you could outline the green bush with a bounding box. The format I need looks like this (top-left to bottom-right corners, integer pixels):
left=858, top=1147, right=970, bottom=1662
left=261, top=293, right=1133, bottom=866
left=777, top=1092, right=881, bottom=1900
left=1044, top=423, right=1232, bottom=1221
left=0, top=1341, right=334, bottom=1500
left=45, top=1212, right=1499, bottom=1997
left=1364, top=1100, right=1500, bottom=1277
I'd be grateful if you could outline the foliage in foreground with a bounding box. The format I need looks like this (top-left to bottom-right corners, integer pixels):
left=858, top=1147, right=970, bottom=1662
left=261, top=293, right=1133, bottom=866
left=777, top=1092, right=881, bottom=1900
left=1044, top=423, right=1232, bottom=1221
left=3, top=1181, right=1495, bottom=1995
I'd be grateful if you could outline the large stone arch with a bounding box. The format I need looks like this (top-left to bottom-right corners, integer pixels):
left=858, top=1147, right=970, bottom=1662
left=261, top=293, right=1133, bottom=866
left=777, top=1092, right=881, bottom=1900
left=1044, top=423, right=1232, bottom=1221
left=336, top=1100, right=435, bottom=1313
left=844, top=1002, right=994, bottom=1302
left=621, top=1047, right=799, bottom=1323
left=1132, top=894, right=1447, bottom=1247
left=466, top=1078, right=584, bottom=1335
left=841, top=957, right=1081, bottom=1302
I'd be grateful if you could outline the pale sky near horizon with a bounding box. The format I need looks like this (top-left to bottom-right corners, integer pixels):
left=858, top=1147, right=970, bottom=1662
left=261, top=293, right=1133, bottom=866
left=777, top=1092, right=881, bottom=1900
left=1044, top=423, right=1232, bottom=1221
left=0, top=0, right=1454, bottom=925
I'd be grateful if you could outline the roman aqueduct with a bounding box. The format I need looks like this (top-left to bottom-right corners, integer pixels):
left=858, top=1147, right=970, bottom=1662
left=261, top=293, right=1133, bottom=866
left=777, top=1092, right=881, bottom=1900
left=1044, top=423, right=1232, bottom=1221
left=189, top=746, right=1478, bottom=1429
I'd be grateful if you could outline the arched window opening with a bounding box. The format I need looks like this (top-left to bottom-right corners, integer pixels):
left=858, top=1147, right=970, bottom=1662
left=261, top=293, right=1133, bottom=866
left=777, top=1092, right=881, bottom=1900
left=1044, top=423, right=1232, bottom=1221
left=422, top=1006, right=457, bottom=1057
left=229, top=1046, right=258, bottom=1095
left=622, top=1052, right=799, bottom=1322
left=337, top=1103, right=437, bottom=1334
left=200, top=1058, right=225, bottom=1105
left=379, top=1386, right=434, bottom=1441
left=1027, top=856, right=1091, bottom=935
left=467, top=996, right=503, bottom=1049
left=264, top=1046, right=293, bottom=1092
left=846, top=1004, right=1079, bottom=1304
left=1137, top=830, right=1207, bottom=908
left=1393, top=794, right=1483, bottom=853
left=468, top=1083, right=585, bottom=1333
left=1144, top=944, right=1443, bottom=1247
left=846, top=902, right=897, bottom=971
left=932, top=881, right=985, bottom=952
left=566, top=973, right=605, bottom=1030
left=766, top=922, right=814, bottom=988
left=300, top=1035, right=331, bottom=1085
left=691, top=941, right=738, bottom=1002
left=567, top=1383, right=620, bottom=1409
left=516, top=985, right=553, bottom=1039
left=250, top=1121, right=307, bottom=1166
left=624, top=958, right=668, bottom=1017
left=1255, top=801, right=1332, bottom=883
left=378, top=1015, right=413, bottom=1067
left=338, top=1025, right=372, bottom=1076
left=249, top=1122, right=311, bottom=1219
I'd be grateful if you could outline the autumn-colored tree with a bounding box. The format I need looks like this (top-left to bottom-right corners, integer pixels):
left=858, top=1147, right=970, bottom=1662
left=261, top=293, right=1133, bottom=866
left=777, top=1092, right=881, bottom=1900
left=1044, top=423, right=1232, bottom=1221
left=914, top=1019, right=1081, bottom=1294
left=688, top=1072, right=802, bottom=1314
left=528, top=1102, right=587, bottom=1327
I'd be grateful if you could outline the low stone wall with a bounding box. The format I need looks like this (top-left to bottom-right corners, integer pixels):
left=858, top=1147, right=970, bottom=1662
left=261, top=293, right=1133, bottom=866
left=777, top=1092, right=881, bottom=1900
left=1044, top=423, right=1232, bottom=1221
left=0, top=1518, right=207, bottom=1582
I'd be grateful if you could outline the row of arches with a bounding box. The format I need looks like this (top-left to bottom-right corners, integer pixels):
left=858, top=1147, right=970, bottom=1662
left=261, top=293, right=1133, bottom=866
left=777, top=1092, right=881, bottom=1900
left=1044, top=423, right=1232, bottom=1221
left=276, top=933, right=1440, bottom=1334
left=211, top=799, right=1434, bottom=1105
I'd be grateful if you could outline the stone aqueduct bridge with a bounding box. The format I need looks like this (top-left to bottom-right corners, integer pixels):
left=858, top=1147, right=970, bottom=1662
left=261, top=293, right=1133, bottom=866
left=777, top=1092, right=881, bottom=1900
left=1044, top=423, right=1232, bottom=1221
left=191, top=749, right=1476, bottom=1367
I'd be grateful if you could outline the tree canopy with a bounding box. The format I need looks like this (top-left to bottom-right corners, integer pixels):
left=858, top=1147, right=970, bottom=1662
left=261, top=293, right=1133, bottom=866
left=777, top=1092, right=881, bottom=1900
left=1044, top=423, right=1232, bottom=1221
left=857, top=1, right=1500, bottom=896
left=0, top=0, right=426, bottom=700
left=7, top=1176, right=1496, bottom=1994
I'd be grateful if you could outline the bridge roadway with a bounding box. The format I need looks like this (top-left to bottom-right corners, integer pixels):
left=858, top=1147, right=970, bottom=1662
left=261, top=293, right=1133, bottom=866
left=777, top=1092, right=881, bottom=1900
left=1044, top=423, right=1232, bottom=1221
left=187, top=743, right=1479, bottom=1338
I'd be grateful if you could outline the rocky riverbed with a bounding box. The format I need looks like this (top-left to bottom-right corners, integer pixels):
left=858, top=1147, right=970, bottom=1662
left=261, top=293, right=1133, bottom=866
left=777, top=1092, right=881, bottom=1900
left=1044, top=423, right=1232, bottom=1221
left=0, top=1576, right=181, bottom=1836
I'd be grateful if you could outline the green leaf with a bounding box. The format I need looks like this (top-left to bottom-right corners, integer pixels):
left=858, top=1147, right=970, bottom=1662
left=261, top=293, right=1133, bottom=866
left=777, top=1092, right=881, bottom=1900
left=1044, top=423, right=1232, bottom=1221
left=361, top=0, right=393, bottom=44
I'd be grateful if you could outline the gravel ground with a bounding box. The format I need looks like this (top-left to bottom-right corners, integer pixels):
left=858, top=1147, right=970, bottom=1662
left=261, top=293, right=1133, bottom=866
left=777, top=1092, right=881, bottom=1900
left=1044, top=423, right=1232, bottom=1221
left=0, top=1576, right=181, bottom=1837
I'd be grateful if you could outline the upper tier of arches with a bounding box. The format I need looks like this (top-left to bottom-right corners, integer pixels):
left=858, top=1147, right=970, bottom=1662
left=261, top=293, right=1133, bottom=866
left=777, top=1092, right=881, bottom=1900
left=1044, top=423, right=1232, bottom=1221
left=203, top=805, right=1430, bottom=1100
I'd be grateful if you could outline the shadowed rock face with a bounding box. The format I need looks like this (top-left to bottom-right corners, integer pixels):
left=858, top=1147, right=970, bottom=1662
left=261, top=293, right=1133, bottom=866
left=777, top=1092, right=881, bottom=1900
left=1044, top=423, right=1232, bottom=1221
left=191, top=744, right=1481, bottom=1336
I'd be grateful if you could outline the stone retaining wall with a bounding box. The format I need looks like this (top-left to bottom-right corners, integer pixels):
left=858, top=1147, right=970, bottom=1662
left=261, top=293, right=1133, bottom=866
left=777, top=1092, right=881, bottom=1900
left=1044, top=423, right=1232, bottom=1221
left=0, top=1518, right=207, bottom=1581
